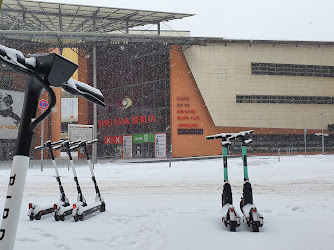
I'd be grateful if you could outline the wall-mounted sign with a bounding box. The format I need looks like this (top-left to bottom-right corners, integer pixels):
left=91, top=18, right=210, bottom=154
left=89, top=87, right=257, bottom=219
left=68, top=124, right=94, bottom=142
left=0, top=89, right=24, bottom=139
left=104, top=135, right=123, bottom=144
left=118, top=97, right=133, bottom=109
left=133, top=133, right=155, bottom=143
left=62, top=98, right=78, bottom=118
left=155, top=133, right=167, bottom=158
left=123, top=135, right=132, bottom=158
left=38, top=99, right=48, bottom=110
left=98, top=114, right=156, bottom=128
left=178, top=129, right=203, bottom=135
left=175, top=96, right=203, bottom=135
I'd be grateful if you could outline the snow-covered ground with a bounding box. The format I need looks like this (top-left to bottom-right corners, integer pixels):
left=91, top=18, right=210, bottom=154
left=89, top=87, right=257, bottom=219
left=1, top=154, right=334, bottom=250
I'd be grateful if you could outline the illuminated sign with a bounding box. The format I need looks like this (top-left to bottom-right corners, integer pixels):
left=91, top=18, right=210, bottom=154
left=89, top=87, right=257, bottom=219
left=98, top=114, right=156, bottom=128
left=123, top=135, right=132, bottom=158
left=133, top=133, right=155, bottom=143
left=104, top=136, right=123, bottom=144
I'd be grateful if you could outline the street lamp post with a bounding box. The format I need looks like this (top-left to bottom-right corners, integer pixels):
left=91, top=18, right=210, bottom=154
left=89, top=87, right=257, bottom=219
left=320, top=110, right=325, bottom=154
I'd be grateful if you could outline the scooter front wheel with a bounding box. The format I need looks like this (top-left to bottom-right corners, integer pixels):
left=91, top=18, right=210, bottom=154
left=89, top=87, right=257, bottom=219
left=74, top=215, right=79, bottom=222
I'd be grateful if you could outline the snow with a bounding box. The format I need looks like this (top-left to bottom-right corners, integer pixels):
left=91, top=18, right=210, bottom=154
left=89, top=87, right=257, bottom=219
left=1, top=154, right=334, bottom=250
left=66, top=79, right=103, bottom=97
left=0, top=44, right=36, bottom=68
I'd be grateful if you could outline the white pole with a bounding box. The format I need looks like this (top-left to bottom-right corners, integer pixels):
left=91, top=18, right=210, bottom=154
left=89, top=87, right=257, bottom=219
left=0, top=156, right=29, bottom=250
left=169, top=145, right=173, bottom=168
left=92, top=44, right=97, bottom=163
left=320, top=110, right=325, bottom=154
left=304, top=129, right=307, bottom=158
left=41, top=118, right=44, bottom=171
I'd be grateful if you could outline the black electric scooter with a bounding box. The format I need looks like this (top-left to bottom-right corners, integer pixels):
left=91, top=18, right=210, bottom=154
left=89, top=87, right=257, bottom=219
left=71, top=139, right=105, bottom=221
left=28, top=139, right=70, bottom=220
left=53, top=140, right=87, bottom=221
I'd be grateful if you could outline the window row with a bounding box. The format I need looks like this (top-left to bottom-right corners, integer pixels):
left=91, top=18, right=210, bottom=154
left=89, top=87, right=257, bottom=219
left=236, top=95, right=334, bottom=104
left=252, top=62, right=334, bottom=77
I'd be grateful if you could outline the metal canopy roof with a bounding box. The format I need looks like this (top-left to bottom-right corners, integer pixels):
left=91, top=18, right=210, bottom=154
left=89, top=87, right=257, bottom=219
left=0, top=0, right=194, bottom=33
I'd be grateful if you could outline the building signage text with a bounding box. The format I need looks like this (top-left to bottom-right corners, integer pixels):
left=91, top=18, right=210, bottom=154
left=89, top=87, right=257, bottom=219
left=176, top=97, right=203, bottom=134
left=98, top=114, right=156, bottom=128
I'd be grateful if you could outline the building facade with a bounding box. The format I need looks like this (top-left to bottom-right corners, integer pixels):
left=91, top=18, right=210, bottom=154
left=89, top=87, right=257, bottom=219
left=88, top=40, right=334, bottom=158
left=1, top=39, right=334, bottom=160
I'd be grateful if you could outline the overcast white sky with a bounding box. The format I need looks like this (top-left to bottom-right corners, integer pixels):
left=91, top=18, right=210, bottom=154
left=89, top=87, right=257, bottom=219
left=30, top=0, right=334, bottom=41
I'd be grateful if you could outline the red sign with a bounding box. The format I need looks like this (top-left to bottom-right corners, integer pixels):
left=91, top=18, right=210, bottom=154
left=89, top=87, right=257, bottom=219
left=104, top=136, right=123, bottom=144
left=38, top=99, right=49, bottom=110
left=98, top=114, right=156, bottom=128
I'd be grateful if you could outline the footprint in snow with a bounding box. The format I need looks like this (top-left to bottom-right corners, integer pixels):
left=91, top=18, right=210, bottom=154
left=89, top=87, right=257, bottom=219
left=16, top=238, right=39, bottom=242
left=53, top=243, right=71, bottom=250
left=291, top=206, right=304, bottom=212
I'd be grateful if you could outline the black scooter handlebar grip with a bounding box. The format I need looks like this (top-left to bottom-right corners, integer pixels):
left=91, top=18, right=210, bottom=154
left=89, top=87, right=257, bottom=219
left=70, top=140, right=82, bottom=146
left=0, top=47, right=5, bottom=56
left=34, top=145, right=44, bottom=150
left=53, top=145, right=62, bottom=151
left=87, top=139, right=98, bottom=145
left=51, top=139, right=64, bottom=147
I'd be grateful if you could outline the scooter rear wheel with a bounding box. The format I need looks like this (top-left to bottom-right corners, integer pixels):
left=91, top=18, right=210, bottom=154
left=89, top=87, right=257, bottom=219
left=252, top=221, right=260, bottom=232
left=100, top=202, right=106, bottom=212
left=229, top=221, right=237, bottom=232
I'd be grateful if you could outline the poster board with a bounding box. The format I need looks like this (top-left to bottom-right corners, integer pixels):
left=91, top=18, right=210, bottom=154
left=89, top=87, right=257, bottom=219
left=68, top=124, right=94, bottom=142
left=0, top=89, right=24, bottom=139
left=154, top=133, right=167, bottom=158
left=123, top=135, right=132, bottom=158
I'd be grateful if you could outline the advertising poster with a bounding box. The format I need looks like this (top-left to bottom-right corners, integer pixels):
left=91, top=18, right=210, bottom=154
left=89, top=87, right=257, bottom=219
left=154, top=133, right=167, bottom=158
left=123, top=135, right=132, bottom=158
left=61, top=98, right=78, bottom=119
left=0, top=89, right=24, bottom=139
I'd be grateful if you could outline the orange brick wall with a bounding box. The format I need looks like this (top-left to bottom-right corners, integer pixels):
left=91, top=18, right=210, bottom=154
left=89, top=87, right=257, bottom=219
left=170, top=45, right=223, bottom=157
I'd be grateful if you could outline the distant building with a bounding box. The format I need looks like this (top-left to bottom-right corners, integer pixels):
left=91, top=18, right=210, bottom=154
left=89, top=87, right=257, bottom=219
left=92, top=40, right=334, bottom=158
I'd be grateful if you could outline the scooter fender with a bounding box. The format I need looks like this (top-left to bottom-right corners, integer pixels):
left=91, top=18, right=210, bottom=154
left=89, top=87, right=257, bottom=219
left=72, top=201, right=84, bottom=216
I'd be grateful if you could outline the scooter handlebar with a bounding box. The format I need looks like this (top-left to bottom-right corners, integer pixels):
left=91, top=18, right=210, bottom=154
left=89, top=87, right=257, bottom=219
left=87, top=139, right=98, bottom=145
left=69, top=144, right=80, bottom=152
left=51, top=140, right=64, bottom=147
left=34, top=145, right=44, bottom=151
left=1, top=44, right=105, bottom=111
left=52, top=145, right=62, bottom=151
left=0, top=44, right=36, bottom=72
left=52, top=140, right=82, bottom=151
left=205, top=133, right=236, bottom=140
left=34, top=139, right=65, bottom=151
left=62, top=79, right=106, bottom=107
